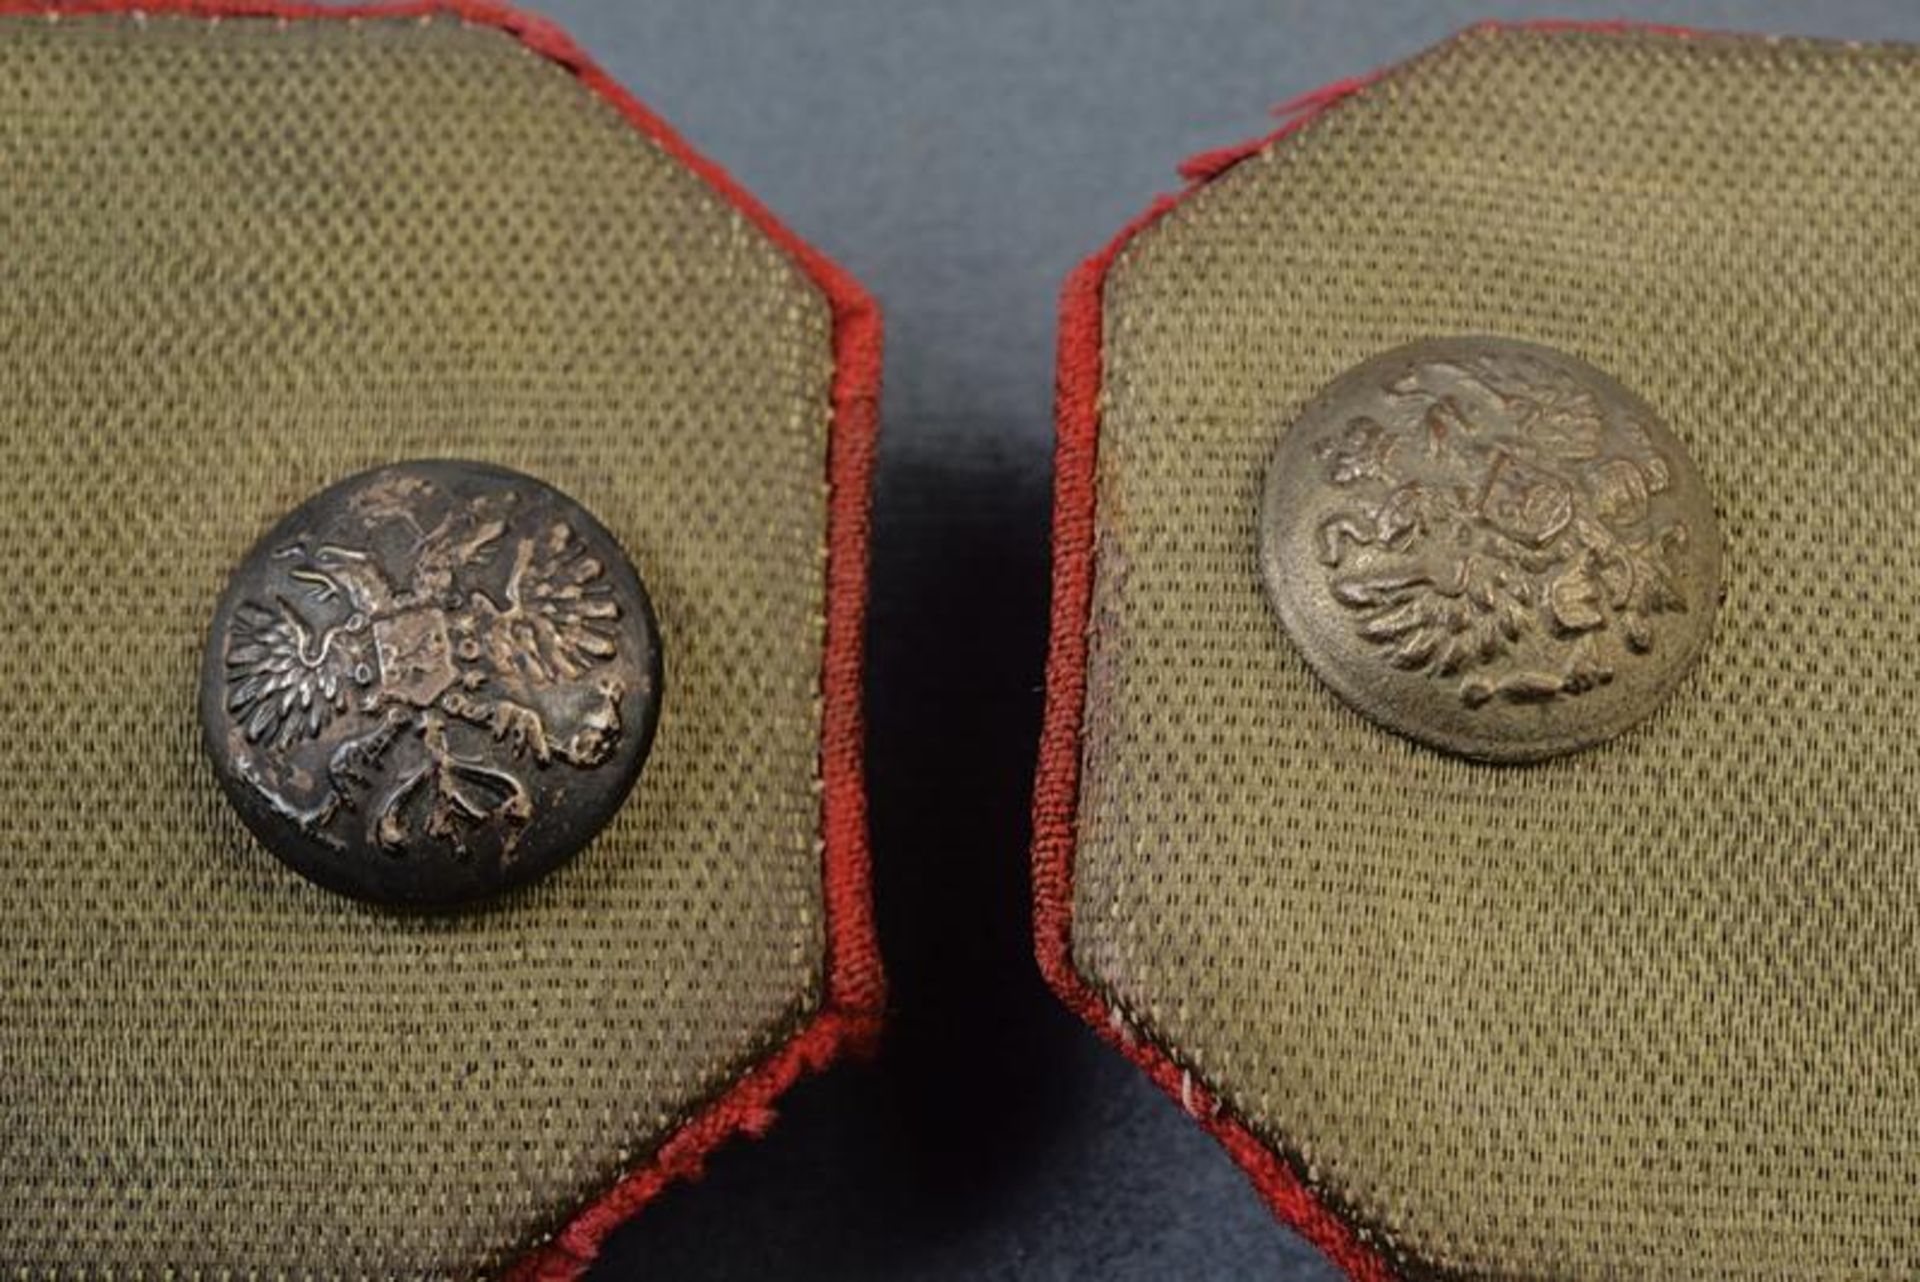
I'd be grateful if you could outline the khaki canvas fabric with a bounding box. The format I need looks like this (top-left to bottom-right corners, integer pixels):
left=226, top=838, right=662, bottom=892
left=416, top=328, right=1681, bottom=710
left=1076, top=26, right=1920, bottom=1282
left=0, top=14, right=833, bottom=1276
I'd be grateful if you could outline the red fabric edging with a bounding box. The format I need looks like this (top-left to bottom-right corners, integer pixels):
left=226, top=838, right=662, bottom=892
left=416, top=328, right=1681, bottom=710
left=0, top=1, right=883, bottom=1276
left=1031, top=19, right=1714, bottom=1282
left=1031, top=70, right=1398, bottom=1282
left=498, top=1, right=889, bottom=1267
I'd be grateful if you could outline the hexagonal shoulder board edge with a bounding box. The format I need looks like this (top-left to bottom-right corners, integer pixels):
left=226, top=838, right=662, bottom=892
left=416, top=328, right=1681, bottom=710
left=440, top=4, right=891, bottom=1272
left=1031, top=50, right=1395, bottom=1277
left=0, top=1, right=883, bottom=1276
left=1033, top=20, right=1784, bottom=1282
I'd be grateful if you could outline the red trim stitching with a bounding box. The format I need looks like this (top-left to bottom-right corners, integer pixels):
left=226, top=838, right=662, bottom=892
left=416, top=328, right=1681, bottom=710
left=1032, top=76, right=1395, bottom=1282
left=1032, top=19, right=1717, bottom=1282
left=0, top=1, right=884, bottom=1275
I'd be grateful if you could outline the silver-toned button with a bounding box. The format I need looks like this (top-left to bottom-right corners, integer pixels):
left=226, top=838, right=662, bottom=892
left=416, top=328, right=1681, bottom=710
left=1260, top=337, right=1721, bottom=763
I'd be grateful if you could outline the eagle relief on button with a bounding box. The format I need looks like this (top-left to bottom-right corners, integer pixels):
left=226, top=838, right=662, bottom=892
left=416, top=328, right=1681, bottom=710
left=200, top=461, right=663, bottom=907
left=1260, top=337, right=1722, bottom=763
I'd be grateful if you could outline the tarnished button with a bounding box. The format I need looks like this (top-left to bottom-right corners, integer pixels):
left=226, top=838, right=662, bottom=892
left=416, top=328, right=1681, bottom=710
left=201, top=461, right=663, bottom=906
left=1260, top=337, right=1721, bottom=762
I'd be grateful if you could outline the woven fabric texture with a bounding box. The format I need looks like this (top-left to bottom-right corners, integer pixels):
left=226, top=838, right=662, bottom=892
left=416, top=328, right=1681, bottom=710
left=0, top=12, right=836, bottom=1276
left=1074, top=26, right=1920, bottom=1282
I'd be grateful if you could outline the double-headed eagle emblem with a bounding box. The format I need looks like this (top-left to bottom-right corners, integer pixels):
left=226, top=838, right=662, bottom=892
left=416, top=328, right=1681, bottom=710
left=1310, top=351, right=1692, bottom=707
left=221, top=474, right=627, bottom=862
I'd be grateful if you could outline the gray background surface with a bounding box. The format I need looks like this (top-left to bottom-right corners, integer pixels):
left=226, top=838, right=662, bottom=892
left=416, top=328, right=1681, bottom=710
left=512, top=3, right=1920, bottom=1278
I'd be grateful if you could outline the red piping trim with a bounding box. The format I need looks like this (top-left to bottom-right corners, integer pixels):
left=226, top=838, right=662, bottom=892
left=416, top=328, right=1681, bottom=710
left=0, top=1, right=883, bottom=1275
left=1032, top=19, right=1718, bottom=1282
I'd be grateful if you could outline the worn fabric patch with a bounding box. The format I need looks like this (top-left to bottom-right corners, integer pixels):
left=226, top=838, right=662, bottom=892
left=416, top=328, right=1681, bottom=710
left=0, top=8, right=849, bottom=1276
left=1064, top=25, right=1920, bottom=1282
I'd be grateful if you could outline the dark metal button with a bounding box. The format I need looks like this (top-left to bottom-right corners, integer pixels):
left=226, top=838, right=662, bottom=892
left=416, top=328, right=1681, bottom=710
left=201, top=460, right=663, bottom=907
left=1260, top=337, right=1721, bottom=763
